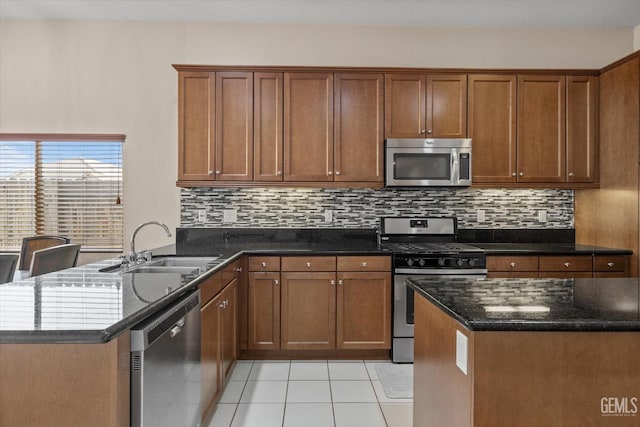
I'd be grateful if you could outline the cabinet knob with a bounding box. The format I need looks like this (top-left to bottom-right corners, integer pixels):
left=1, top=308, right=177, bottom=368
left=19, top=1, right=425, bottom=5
left=427, top=130, right=433, bottom=135
left=569, top=172, right=575, bottom=177
left=215, top=170, right=221, bottom=175
left=208, top=170, right=214, bottom=175
left=261, top=262, right=267, bottom=268
left=327, top=171, right=333, bottom=175
left=236, top=267, right=242, bottom=272
left=306, top=262, right=311, bottom=268
left=274, top=279, right=279, bottom=286
left=331, top=280, right=336, bottom=285
left=362, top=262, right=367, bottom=268
left=607, top=262, right=615, bottom=268
left=510, top=262, right=516, bottom=268
left=338, top=279, right=343, bottom=285
left=420, top=129, right=426, bottom=134
left=564, top=262, right=570, bottom=268
left=512, top=172, right=517, bottom=177
left=277, top=171, right=282, bottom=176
left=335, top=171, right=341, bottom=175
left=519, top=172, right=524, bottom=177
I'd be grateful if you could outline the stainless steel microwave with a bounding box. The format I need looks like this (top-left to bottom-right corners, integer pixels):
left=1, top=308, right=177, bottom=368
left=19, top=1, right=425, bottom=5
left=385, top=138, right=472, bottom=187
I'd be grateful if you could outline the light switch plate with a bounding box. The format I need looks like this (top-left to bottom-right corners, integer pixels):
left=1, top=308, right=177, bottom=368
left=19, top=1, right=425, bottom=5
left=456, top=330, right=468, bottom=375
left=538, top=210, right=547, bottom=223
left=324, top=209, right=333, bottom=223
left=223, top=209, right=237, bottom=223
left=477, top=209, right=485, bottom=223
left=197, top=209, right=207, bottom=223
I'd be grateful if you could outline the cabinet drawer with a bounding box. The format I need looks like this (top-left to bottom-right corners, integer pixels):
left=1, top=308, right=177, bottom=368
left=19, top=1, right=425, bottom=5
left=593, top=255, right=627, bottom=272
left=249, top=256, right=281, bottom=271
left=281, top=256, right=336, bottom=271
left=200, top=272, right=223, bottom=306
left=337, top=256, right=391, bottom=272
left=539, top=256, right=592, bottom=271
left=487, top=256, right=538, bottom=272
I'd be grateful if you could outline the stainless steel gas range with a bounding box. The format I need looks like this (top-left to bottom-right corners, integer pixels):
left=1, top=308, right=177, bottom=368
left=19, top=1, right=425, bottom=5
left=379, top=217, right=487, bottom=363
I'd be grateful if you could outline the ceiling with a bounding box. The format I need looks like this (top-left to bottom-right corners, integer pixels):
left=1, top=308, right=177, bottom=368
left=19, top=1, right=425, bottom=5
left=1, top=0, right=639, bottom=28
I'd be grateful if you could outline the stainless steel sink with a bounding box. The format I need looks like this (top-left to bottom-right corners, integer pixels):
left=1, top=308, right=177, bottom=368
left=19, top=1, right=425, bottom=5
left=146, top=257, right=219, bottom=268
left=123, top=265, right=201, bottom=275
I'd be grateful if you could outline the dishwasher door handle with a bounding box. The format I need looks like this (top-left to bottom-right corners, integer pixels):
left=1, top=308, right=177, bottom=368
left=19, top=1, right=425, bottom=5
left=169, top=317, right=186, bottom=338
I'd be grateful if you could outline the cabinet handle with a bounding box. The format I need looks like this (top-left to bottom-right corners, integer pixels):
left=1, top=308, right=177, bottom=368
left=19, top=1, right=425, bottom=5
left=564, top=262, right=570, bottom=268
left=335, top=171, right=341, bottom=175
left=236, top=267, right=242, bottom=272
left=215, top=170, right=221, bottom=175
left=219, top=301, right=225, bottom=309
left=261, top=262, right=267, bottom=268
left=427, top=130, right=432, bottom=135
left=208, top=170, right=213, bottom=175
left=362, top=262, right=367, bottom=268
left=274, top=279, right=279, bottom=286
left=569, top=172, right=575, bottom=177
left=338, top=279, right=343, bottom=285
left=608, top=262, right=615, bottom=268
left=306, top=262, right=311, bottom=268
left=331, top=280, right=336, bottom=285
left=511, top=172, right=517, bottom=177
left=277, top=171, right=282, bottom=176
left=420, top=129, right=426, bottom=134
left=519, top=172, right=524, bottom=177
left=510, top=262, right=516, bottom=268
left=328, top=171, right=333, bottom=175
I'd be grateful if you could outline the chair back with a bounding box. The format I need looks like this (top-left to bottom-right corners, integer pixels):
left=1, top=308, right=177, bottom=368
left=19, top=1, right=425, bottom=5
left=0, top=254, right=19, bottom=284
left=29, top=244, right=81, bottom=277
left=19, top=236, right=70, bottom=270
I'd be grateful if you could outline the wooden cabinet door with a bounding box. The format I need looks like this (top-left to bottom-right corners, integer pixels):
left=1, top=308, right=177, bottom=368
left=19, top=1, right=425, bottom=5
left=336, top=272, right=391, bottom=349
left=220, top=279, right=238, bottom=379
left=215, top=71, right=253, bottom=181
left=248, top=272, right=281, bottom=350
left=280, top=272, right=336, bottom=350
left=284, top=72, right=334, bottom=181
left=385, top=73, right=426, bottom=138
left=426, top=74, right=467, bottom=138
left=517, top=75, right=566, bottom=183
left=254, top=72, right=283, bottom=181
left=201, top=293, right=222, bottom=421
left=468, top=74, right=517, bottom=183
left=178, top=71, right=215, bottom=181
left=334, top=73, right=384, bottom=182
left=567, top=76, right=598, bottom=183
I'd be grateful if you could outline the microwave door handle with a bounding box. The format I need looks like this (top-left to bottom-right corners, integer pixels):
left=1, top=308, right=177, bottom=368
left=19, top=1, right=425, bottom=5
left=451, top=149, right=459, bottom=184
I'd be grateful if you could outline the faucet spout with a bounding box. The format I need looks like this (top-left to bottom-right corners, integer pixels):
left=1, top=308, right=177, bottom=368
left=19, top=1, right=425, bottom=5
left=130, top=221, right=172, bottom=260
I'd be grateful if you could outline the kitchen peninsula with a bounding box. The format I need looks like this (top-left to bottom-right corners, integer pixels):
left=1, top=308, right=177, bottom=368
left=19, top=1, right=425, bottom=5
left=409, top=277, right=640, bottom=427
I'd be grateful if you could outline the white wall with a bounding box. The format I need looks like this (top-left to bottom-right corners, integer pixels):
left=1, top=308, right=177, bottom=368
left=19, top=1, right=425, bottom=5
left=635, top=24, right=640, bottom=50
left=0, top=20, right=634, bottom=251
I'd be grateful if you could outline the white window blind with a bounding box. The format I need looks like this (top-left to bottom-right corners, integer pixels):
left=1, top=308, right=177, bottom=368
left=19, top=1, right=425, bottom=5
left=0, top=135, right=124, bottom=250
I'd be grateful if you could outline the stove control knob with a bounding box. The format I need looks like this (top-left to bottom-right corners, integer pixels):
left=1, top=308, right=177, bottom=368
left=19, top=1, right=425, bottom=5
left=406, top=259, right=415, bottom=267
left=418, top=258, right=426, bottom=267
left=469, top=258, right=476, bottom=267
left=437, top=258, right=446, bottom=267
left=456, top=259, right=464, bottom=267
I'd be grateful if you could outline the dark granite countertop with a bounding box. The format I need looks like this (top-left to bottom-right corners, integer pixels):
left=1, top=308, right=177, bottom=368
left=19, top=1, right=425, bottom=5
left=408, top=277, right=640, bottom=332
left=474, top=243, right=633, bottom=256
left=1, top=227, right=633, bottom=344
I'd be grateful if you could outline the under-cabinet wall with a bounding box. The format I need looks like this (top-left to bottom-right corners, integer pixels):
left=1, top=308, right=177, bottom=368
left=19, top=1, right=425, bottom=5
left=181, top=187, right=573, bottom=229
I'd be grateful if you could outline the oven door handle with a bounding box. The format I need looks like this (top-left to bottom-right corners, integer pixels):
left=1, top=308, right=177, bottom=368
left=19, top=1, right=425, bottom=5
left=395, top=268, right=487, bottom=276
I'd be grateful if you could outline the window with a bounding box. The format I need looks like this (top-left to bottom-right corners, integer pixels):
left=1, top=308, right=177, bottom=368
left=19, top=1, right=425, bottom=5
left=0, top=134, right=124, bottom=251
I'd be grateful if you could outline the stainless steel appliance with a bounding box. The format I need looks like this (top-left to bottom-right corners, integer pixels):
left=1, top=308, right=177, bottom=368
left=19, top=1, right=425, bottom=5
left=380, top=217, right=486, bottom=363
left=131, top=290, right=202, bottom=427
left=385, top=138, right=472, bottom=187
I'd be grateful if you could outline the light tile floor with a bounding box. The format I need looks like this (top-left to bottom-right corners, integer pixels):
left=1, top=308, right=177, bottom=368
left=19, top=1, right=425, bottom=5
left=207, top=360, right=413, bottom=427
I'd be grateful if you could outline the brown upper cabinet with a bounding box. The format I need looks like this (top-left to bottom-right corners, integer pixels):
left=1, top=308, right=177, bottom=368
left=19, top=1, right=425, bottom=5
left=178, top=71, right=253, bottom=182
left=254, top=72, right=284, bottom=181
left=385, top=73, right=467, bottom=138
left=468, top=74, right=517, bottom=184
left=284, top=72, right=334, bottom=182
left=517, top=75, right=566, bottom=183
left=566, top=76, right=598, bottom=184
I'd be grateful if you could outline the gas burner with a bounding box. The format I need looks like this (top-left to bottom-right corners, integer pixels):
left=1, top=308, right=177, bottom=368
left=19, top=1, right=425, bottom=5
left=382, top=242, right=484, bottom=254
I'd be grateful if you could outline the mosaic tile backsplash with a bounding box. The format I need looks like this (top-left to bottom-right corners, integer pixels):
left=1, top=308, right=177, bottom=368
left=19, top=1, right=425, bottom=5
left=181, top=188, right=573, bottom=229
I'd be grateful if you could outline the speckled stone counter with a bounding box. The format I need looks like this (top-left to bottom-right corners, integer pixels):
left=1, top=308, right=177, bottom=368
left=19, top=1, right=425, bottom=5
left=408, top=277, right=640, bottom=331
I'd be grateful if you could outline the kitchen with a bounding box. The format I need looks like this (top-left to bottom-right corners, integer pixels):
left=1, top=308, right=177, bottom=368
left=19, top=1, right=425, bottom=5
left=1, top=1, right=640, bottom=427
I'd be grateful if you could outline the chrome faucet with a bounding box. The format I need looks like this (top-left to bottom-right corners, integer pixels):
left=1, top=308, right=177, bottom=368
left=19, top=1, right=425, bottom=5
left=128, top=221, right=172, bottom=264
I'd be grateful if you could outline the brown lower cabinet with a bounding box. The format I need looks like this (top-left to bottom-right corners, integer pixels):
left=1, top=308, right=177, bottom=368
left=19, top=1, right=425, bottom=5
left=487, top=254, right=630, bottom=278
left=201, top=266, right=239, bottom=422
left=247, top=255, right=391, bottom=352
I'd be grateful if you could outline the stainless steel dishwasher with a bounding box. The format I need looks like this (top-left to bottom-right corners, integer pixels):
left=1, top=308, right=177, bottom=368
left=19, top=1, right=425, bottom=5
left=131, top=290, right=202, bottom=427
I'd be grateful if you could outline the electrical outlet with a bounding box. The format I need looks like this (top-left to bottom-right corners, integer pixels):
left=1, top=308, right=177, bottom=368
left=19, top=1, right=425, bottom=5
left=197, top=209, right=207, bottom=223
left=223, top=209, right=237, bottom=223
left=538, top=210, right=547, bottom=223
left=477, top=209, right=485, bottom=223
left=324, top=209, right=333, bottom=223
